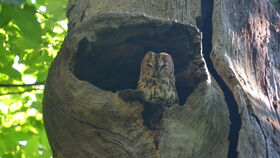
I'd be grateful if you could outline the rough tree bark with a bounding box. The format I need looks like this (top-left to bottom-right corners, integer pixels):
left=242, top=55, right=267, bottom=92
left=43, top=0, right=280, bottom=158
left=212, top=1, right=280, bottom=157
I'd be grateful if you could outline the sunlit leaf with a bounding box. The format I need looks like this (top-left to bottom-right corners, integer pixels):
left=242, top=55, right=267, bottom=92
left=0, top=67, right=21, bottom=80
left=4, top=4, right=42, bottom=49
left=0, top=140, right=7, bottom=154
left=39, top=129, right=52, bottom=157
left=0, top=128, right=20, bottom=151
left=0, top=0, right=67, bottom=157
left=30, top=101, right=42, bottom=112
left=13, top=38, right=41, bottom=49
left=24, top=135, right=39, bottom=156
left=45, top=0, right=67, bottom=20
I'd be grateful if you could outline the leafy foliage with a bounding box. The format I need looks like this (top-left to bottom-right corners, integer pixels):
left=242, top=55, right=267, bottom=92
left=0, top=0, right=67, bottom=157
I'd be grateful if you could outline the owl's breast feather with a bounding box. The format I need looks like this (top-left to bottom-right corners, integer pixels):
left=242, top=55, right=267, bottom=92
left=137, top=77, right=178, bottom=105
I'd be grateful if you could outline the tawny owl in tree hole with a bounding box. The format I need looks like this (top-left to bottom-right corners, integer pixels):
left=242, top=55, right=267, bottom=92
left=137, top=51, right=179, bottom=106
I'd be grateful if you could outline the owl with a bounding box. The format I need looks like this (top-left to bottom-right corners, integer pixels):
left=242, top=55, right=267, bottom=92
left=137, top=51, right=179, bottom=106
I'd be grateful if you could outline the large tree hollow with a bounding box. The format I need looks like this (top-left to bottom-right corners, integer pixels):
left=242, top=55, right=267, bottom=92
left=73, top=14, right=205, bottom=105
left=44, top=14, right=230, bottom=157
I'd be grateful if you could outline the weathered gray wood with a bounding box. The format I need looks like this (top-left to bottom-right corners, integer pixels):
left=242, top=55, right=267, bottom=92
left=67, top=0, right=201, bottom=30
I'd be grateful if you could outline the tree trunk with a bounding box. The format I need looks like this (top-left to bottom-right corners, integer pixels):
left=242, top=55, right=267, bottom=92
left=43, top=0, right=280, bottom=158
left=212, top=1, right=280, bottom=157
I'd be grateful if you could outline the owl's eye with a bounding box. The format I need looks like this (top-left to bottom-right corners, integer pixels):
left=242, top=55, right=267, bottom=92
left=160, top=64, right=168, bottom=69
left=146, top=63, right=153, bottom=68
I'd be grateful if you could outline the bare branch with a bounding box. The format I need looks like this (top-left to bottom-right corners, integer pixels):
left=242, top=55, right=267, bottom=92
left=0, top=82, right=45, bottom=87
left=0, top=88, right=41, bottom=96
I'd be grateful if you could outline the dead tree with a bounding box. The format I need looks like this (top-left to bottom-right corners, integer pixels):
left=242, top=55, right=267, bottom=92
left=43, top=0, right=280, bottom=157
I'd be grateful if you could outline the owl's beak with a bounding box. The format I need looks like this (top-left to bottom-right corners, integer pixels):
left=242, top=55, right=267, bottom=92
left=155, top=72, right=160, bottom=78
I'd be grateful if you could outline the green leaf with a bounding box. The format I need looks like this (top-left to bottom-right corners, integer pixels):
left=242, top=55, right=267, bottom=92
left=0, top=32, right=6, bottom=41
left=36, top=70, right=48, bottom=81
left=45, top=0, right=67, bottom=20
left=0, top=67, right=22, bottom=81
left=1, top=129, right=19, bottom=150
left=2, top=153, right=16, bottom=158
left=13, top=131, right=31, bottom=141
left=24, top=50, right=41, bottom=64
left=39, top=130, right=52, bottom=157
left=13, top=38, right=41, bottom=49
left=0, top=140, right=7, bottom=154
left=0, top=0, right=67, bottom=157
left=5, top=4, right=42, bottom=49
left=24, top=136, right=39, bottom=156
left=30, top=101, right=42, bottom=112
left=0, top=8, right=11, bottom=27
left=24, top=116, right=44, bottom=132
left=40, top=150, right=52, bottom=158
left=40, top=130, right=49, bottom=147
left=37, top=0, right=46, bottom=5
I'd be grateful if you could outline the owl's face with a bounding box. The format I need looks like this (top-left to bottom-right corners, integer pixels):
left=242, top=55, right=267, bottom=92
left=140, top=51, right=175, bottom=79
